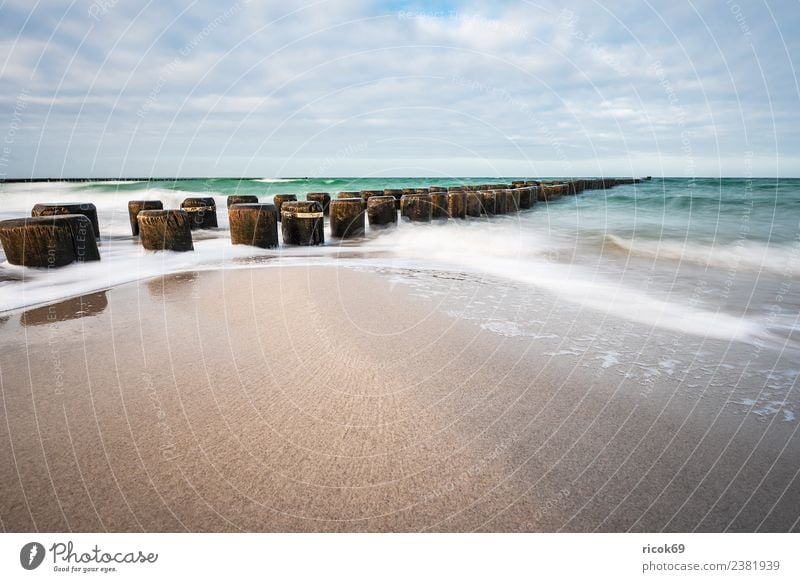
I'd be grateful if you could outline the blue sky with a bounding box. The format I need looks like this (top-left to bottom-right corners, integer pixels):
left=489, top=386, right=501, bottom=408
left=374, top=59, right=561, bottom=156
left=0, top=0, right=798, bottom=177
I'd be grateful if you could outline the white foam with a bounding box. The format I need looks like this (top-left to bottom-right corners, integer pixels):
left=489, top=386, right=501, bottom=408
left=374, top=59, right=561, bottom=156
left=364, top=221, right=776, bottom=346
left=480, top=320, right=526, bottom=337
left=597, top=351, right=620, bottom=368
left=606, top=234, right=800, bottom=277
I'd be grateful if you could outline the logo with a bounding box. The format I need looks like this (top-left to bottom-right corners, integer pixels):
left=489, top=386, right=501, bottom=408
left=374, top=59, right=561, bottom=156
left=20, top=542, right=45, bottom=570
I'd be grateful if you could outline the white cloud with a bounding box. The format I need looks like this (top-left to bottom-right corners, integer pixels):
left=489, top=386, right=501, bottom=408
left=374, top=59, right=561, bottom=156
left=0, top=0, right=797, bottom=177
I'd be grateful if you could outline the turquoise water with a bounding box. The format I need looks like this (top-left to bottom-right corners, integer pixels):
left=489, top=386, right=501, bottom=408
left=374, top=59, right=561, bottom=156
left=72, top=176, right=800, bottom=245
left=570, top=177, right=800, bottom=245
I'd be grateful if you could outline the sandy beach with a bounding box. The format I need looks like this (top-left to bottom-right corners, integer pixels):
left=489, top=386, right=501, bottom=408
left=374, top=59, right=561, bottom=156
left=0, top=265, right=797, bottom=532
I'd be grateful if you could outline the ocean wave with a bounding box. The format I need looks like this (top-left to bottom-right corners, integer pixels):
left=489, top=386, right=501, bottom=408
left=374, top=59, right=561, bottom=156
left=360, top=222, right=787, bottom=346
left=605, top=234, right=799, bottom=277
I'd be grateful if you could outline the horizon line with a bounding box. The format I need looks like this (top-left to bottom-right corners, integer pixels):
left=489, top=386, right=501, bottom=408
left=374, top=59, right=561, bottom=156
left=2, top=175, right=796, bottom=183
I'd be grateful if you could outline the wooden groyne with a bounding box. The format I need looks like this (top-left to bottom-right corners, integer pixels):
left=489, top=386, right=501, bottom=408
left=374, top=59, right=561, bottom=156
left=0, top=178, right=641, bottom=265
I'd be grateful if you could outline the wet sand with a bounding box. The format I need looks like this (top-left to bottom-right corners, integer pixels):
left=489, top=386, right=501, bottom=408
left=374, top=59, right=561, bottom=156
left=0, top=266, right=798, bottom=532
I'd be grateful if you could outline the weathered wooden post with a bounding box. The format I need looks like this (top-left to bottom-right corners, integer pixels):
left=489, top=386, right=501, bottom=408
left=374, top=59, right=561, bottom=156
left=384, top=189, right=403, bottom=210
left=557, top=183, right=570, bottom=198
left=479, top=190, right=496, bottom=216
left=272, top=194, right=297, bottom=221
left=367, top=195, right=397, bottom=228
left=0, top=215, right=101, bottom=267
left=228, top=203, right=279, bottom=248
left=567, top=180, right=584, bottom=195
left=329, top=198, right=365, bottom=239
left=465, top=191, right=482, bottom=217
left=306, top=193, right=331, bottom=216
left=400, top=193, right=432, bottom=222
left=128, top=200, right=163, bottom=236
left=493, top=190, right=508, bottom=214
left=537, top=184, right=557, bottom=202
left=137, top=210, right=194, bottom=251
left=281, top=201, right=324, bottom=245
left=180, top=197, right=218, bottom=229
left=430, top=191, right=449, bottom=219
left=32, top=202, right=100, bottom=239
left=539, top=183, right=554, bottom=201
left=360, top=190, right=383, bottom=205
left=516, top=187, right=534, bottom=210
left=447, top=190, right=467, bottom=219
left=226, top=195, right=259, bottom=207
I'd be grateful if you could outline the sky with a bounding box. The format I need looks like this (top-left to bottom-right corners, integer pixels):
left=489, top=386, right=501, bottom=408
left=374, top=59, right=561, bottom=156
left=0, top=0, right=798, bottom=178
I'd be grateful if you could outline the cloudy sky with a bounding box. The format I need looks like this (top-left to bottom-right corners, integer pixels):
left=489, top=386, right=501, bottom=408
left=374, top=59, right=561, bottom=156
left=0, top=0, right=797, bottom=178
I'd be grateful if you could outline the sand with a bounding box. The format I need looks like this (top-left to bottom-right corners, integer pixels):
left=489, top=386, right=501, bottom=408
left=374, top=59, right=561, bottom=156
left=0, top=266, right=798, bottom=532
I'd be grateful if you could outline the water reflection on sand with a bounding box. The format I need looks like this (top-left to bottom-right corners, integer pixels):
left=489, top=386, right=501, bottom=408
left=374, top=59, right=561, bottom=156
left=146, top=271, right=199, bottom=299
left=19, top=290, right=109, bottom=326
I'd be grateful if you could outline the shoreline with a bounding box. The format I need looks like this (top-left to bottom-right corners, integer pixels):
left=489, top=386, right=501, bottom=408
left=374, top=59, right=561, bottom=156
left=1, top=265, right=798, bottom=532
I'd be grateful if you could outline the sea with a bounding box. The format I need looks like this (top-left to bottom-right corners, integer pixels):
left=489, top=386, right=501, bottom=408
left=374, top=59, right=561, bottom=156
left=1, top=177, right=798, bottom=423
